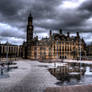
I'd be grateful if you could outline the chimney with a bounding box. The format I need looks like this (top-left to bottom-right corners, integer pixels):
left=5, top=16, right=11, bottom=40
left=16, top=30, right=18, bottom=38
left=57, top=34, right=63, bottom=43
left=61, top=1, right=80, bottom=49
left=67, top=32, right=70, bottom=37
left=59, top=29, right=62, bottom=34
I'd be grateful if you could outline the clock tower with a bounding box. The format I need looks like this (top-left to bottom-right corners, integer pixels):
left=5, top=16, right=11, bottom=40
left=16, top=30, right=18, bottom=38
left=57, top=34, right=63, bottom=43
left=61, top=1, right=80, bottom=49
left=27, top=13, right=33, bottom=43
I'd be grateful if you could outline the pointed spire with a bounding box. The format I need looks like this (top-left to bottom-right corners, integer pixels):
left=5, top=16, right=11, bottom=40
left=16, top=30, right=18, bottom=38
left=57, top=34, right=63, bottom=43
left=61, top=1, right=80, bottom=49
left=28, top=12, right=33, bottom=21
left=50, top=30, right=52, bottom=37
left=82, top=38, right=84, bottom=42
left=6, top=41, right=10, bottom=45
left=29, top=13, right=32, bottom=18
left=67, top=32, right=70, bottom=37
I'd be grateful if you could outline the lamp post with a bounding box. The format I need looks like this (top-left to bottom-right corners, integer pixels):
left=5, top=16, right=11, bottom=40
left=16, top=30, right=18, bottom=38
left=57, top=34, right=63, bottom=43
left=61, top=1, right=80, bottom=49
left=6, top=42, right=8, bottom=62
left=6, top=41, right=10, bottom=71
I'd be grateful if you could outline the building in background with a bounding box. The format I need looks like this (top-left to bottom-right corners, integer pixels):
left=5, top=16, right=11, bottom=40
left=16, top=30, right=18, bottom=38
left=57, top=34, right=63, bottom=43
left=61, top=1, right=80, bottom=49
left=86, top=45, right=92, bottom=60
left=0, top=42, right=22, bottom=59
left=22, top=13, right=87, bottom=60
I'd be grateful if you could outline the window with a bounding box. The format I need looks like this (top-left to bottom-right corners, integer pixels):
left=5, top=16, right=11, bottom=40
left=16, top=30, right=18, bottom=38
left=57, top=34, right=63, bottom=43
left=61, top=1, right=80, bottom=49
left=34, top=47, right=37, bottom=50
left=62, top=46, right=64, bottom=51
left=49, top=47, right=51, bottom=56
left=40, top=51, right=42, bottom=56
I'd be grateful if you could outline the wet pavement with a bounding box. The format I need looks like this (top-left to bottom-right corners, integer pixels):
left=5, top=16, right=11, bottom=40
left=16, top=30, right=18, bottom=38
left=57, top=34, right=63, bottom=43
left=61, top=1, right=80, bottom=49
left=0, top=60, right=59, bottom=92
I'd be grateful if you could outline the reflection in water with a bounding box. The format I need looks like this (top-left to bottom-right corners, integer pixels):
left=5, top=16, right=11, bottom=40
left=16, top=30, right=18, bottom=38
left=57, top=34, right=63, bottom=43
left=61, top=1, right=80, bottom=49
left=0, top=73, right=9, bottom=79
left=85, top=67, right=92, bottom=75
left=0, top=67, right=10, bottom=79
left=49, top=65, right=92, bottom=86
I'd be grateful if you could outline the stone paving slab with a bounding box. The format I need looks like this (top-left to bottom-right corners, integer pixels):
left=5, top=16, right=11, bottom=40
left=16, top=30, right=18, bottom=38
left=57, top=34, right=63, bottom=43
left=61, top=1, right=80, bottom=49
left=45, top=84, right=92, bottom=92
left=0, top=60, right=59, bottom=92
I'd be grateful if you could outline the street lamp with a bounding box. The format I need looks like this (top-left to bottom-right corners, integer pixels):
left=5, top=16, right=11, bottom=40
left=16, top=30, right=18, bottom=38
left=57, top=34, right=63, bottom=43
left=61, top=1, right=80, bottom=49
left=6, top=41, right=10, bottom=71
left=6, top=41, right=9, bottom=62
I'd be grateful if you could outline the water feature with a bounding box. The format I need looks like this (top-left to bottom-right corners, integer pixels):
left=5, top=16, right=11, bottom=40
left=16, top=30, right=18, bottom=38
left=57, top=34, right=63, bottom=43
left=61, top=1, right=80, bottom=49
left=85, top=67, right=92, bottom=76
left=48, top=63, right=92, bottom=86
left=0, top=61, right=17, bottom=79
left=0, top=66, right=10, bottom=79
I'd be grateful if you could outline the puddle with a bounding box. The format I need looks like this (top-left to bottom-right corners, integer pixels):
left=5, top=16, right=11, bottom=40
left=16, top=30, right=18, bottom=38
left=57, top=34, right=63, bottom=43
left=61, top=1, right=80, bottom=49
left=38, top=65, right=48, bottom=68
left=49, top=63, right=92, bottom=86
left=0, top=73, right=10, bottom=79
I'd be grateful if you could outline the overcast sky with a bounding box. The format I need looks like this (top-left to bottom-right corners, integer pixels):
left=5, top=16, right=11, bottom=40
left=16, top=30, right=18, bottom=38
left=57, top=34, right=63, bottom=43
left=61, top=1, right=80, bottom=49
left=0, top=0, right=92, bottom=45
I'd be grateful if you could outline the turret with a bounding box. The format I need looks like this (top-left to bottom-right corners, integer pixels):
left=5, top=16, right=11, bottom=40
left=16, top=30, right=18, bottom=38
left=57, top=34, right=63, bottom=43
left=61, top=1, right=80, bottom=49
left=28, top=13, right=33, bottom=25
left=49, top=30, right=52, bottom=37
left=67, top=32, right=70, bottom=37
left=59, top=29, right=62, bottom=34
left=77, top=32, right=80, bottom=38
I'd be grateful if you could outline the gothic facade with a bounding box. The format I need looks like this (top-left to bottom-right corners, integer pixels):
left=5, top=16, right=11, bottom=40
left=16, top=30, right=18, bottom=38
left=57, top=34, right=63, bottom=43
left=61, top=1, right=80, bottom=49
left=22, top=14, right=86, bottom=60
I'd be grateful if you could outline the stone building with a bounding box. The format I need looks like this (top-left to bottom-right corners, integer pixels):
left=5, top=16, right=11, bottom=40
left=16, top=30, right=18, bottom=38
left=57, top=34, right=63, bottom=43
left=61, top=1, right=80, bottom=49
left=0, top=42, right=22, bottom=58
left=86, top=45, right=92, bottom=60
left=22, top=13, right=86, bottom=60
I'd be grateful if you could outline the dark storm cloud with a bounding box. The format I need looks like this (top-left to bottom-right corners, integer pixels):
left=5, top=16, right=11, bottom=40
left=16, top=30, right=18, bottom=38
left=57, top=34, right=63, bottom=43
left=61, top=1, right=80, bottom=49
left=29, top=0, right=61, bottom=19
left=0, top=0, right=22, bottom=16
left=79, top=0, right=92, bottom=12
left=0, top=0, right=29, bottom=29
left=0, top=30, right=25, bottom=39
left=0, top=0, right=92, bottom=45
left=28, top=0, right=92, bottom=33
left=0, top=0, right=25, bottom=24
left=0, top=0, right=28, bottom=44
